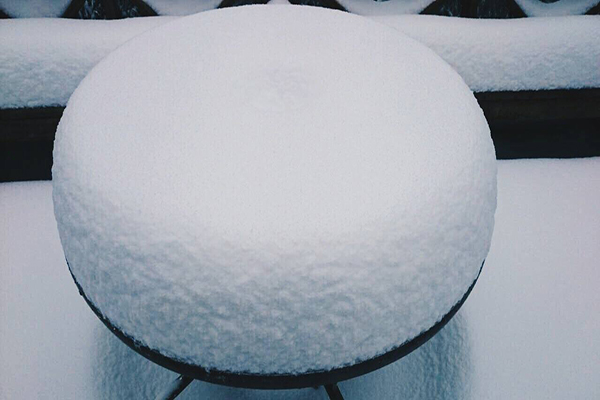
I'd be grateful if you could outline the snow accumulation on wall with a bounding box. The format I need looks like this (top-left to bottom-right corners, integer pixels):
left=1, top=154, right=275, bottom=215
left=373, top=14, right=600, bottom=92
left=0, top=0, right=71, bottom=18
left=0, top=17, right=176, bottom=109
left=1, top=9, right=600, bottom=108
left=336, top=0, right=434, bottom=16
left=514, top=0, right=599, bottom=17
left=143, top=0, right=221, bottom=15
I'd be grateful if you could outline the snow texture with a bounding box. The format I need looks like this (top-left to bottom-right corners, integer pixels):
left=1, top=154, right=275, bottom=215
left=0, top=17, right=176, bottom=109
left=0, top=0, right=71, bottom=17
left=514, top=0, right=598, bottom=17
left=2, top=12, right=600, bottom=109
left=3, top=157, right=600, bottom=399
left=144, top=0, right=221, bottom=15
left=52, top=5, right=496, bottom=374
left=337, top=0, right=434, bottom=16
left=373, top=14, right=600, bottom=92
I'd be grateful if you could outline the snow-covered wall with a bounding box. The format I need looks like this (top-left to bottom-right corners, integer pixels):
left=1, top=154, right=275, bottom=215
left=1, top=12, right=599, bottom=108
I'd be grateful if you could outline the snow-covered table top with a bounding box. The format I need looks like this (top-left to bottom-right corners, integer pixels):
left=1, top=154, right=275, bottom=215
left=51, top=5, right=495, bottom=377
left=2, top=157, right=599, bottom=399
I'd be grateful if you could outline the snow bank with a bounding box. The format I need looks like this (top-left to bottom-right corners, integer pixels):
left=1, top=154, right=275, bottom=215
left=0, top=17, right=175, bottom=109
left=514, top=0, right=598, bottom=17
left=0, top=0, right=71, bottom=18
left=53, top=5, right=496, bottom=374
left=372, top=14, right=600, bottom=92
left=337, top=0, right=433, bottom=16
left=144, top=0, right=221, bottom=15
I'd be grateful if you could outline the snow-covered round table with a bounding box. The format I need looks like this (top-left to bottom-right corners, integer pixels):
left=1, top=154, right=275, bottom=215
left=52, top=5, right=496, bottom=398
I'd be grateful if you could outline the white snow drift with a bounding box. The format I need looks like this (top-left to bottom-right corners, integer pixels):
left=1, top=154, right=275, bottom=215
left=53, top=6, right=496, bottom=374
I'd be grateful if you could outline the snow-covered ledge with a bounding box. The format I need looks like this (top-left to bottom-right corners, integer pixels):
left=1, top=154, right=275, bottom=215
left=0, top=17, right=176, bottom=109
left=372, top=15, right=600, bottom=93
left=1, top=13, right=599, bottom=109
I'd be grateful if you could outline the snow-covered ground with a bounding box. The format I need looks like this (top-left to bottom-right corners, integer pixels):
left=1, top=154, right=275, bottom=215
left=1, top=157, right=599, bottom=399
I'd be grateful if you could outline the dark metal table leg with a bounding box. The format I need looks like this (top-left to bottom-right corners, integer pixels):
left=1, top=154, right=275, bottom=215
left=324, top=383, right=345, bottom=400
left=154, top=375, right=193, bottom=400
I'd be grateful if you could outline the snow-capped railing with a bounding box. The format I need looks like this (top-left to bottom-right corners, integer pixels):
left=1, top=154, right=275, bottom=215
left=2, top=15, right=599, bottom=110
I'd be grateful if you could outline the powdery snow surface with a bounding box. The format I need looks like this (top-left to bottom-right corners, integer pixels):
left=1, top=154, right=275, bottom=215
left=144, top=0, right=221, bottom=15
left=2, top=13, right=600, bottom=109
left=0, top=0, right=71, bottom=17
left=337, top=0, right=433, bottom=16
left=2, top=158, right=599, bottom=399
left=0, top=16, right=176, bottom=108
left=514, top=0, right=599, bottom=17
left=52, top=5, right=496, bottom=374
left=373, top=14, right=600, bottom=92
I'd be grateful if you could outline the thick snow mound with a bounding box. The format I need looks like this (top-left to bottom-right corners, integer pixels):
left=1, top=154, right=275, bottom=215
left=53, top=5, right=496, bottom=374
left=0, top=17, right=176, bottom=109
left=514, top=0, right=598, bottom=17
left=337, top=0, right=433, bottom=16
left=373, top=14, right=600, bottom=92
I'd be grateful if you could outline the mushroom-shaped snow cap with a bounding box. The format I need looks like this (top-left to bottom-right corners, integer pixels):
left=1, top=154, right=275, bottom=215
left=53, top=5, right=497, bottom=375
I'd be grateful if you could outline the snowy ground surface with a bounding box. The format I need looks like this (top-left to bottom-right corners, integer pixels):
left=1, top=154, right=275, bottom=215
left=2, top=12, right=600, bottom=109
left=1, top=157, right=599, bottom=399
